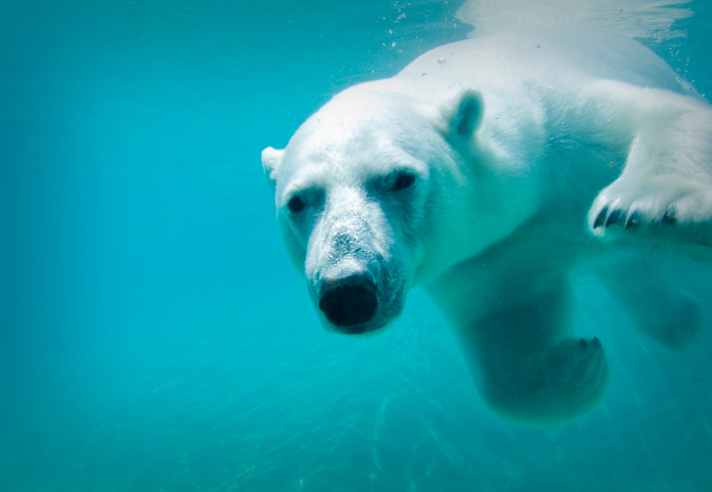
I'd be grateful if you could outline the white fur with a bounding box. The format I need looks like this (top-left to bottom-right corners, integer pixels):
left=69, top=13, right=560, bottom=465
left=262, top=27, right=712, bottom=425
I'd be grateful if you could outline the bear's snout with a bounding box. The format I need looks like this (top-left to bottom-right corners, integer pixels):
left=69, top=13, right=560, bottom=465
left=318, top=274, right=378, bottom=333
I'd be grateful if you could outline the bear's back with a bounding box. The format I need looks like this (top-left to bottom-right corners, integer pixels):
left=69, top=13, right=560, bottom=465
left=396, top=27, right=684, bottom=97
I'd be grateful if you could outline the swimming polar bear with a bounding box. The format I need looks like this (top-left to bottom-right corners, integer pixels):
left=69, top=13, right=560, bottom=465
left=261, top=27, right=712, bottom=425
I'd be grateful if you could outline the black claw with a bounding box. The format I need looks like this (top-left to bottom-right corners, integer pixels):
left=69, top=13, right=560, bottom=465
left=579, top=338, right=588, bottom=349
left=591, top=337, right=601, bottom=348
left=605, top=209, right=624, bottom=227
left=625, top=211, right=641, bottom=230
left=593, top=206, right=608, bottom=229
left=661, top=209, right=676, bottom=226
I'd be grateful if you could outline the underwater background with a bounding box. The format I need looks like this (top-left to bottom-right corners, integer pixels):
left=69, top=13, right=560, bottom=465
left=1, top=0, right=712, bottom=490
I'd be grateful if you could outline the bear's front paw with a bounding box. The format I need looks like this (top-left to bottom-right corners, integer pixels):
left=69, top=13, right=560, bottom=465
left=588, top=177, right=712, bottom=256
left=542, top=337, right=608, bottom=395
left=481, top=336, right=610, bottom=425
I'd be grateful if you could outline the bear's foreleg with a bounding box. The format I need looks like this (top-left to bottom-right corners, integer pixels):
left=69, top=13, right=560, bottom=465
left=587, top=86, right=712, bottom=259
left=456, top=279, right=609, bottom=426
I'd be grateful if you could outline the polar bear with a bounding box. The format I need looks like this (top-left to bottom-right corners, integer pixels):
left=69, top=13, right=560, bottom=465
left=261, top=27, right=712, bottom=425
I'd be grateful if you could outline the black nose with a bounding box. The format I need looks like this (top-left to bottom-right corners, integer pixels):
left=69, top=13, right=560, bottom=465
left=318, top=275, right=377, bottom=333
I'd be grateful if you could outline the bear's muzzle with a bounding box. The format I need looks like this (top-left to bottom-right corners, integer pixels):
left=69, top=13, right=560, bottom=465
left=318, top=273, right=378, bottom=333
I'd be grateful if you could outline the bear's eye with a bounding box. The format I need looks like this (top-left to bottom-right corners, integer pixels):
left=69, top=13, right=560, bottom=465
left=392, top=172, right=416, bottom=192
left=287, top=195, right=306, bottom=214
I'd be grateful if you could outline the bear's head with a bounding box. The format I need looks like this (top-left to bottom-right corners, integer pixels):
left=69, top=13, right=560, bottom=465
left=262, top=85, right=498, bottom=335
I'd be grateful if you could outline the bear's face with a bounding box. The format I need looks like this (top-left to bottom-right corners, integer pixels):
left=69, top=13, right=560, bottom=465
left=263, top=87, right=491, bottom=334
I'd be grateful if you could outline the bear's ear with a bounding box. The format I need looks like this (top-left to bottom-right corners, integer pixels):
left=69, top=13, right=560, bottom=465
left=261, top=146, right=285, bottom=189
left=440, top=89, right=485, bottom=140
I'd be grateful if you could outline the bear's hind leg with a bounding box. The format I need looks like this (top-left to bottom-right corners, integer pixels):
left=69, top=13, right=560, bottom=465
left=594, top=254, right=703, bottom=350
left=458, top=280, right=610, bottom=426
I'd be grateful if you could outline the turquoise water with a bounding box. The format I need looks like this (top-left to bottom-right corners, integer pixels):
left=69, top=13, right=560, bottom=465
left=1, top=1, right=712, bottom=490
